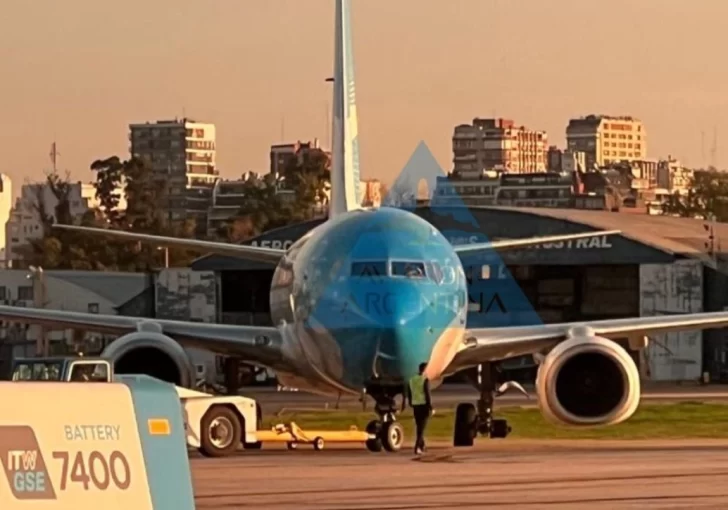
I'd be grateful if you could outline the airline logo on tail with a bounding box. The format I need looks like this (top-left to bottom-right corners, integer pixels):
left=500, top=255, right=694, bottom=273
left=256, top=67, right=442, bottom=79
left=330, top=0, right=362, bottom=217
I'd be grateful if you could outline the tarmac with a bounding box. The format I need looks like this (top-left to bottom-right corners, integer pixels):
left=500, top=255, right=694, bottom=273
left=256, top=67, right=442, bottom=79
left=190, top=440, right=728, bottom=509
left=190, top=385, right=728, bottom=509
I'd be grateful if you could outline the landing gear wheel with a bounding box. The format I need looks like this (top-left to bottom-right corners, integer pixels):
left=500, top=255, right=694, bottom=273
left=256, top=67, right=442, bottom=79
left=380, top=421, right=404, bottom=452
left=287, top=442, right=298, bottom=450
left=313, top=437, right=325, bottom=451
left=365, top=420, right=383, bottom=452
left=453, top=403, right=477, bottom=447
left=490, top=419, right=511, bottom=439
left=366, top=438, right=383, bottom=452
left=199, top=406, right=242, bottom=457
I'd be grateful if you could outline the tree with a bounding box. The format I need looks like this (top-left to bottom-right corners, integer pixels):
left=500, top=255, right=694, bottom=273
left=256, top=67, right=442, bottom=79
left=218, top=149, right=331, bottom=241
left=662, top=169, right=728, bottom=221
left=12, top=170, right=109, bottom=270
left=90, top=156, right=198, bottom=269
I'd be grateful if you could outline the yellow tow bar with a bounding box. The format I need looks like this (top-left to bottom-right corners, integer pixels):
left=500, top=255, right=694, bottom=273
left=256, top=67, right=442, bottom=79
left=255, top=422, right=373, bottom=450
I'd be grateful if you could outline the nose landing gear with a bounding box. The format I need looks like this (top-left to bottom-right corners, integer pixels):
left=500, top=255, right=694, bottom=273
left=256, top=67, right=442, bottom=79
left=364, top=387, right=405, bottom=453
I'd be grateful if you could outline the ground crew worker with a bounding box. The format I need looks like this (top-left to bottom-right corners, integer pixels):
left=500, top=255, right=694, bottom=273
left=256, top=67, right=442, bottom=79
left=406, top=362, right=432, bottom=455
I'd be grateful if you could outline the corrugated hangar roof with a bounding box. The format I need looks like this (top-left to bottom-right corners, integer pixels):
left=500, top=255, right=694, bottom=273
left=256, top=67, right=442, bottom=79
left=483, top=206, right=721, bottom=265
left=192, top=206, right=726, bottom=271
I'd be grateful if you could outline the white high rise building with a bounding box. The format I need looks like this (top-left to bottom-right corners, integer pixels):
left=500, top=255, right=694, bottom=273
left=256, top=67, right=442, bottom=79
left=0, top=175, right=12, bottom=266
left=5, top=181, right=107, bottom=268
left=129, top=118, right=218, bottom=235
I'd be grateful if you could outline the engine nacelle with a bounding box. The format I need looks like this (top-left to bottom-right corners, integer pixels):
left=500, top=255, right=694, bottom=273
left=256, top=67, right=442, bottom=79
left=101, top=331, right=196, bottom=388
left=536, top=335, right=640, bottom=427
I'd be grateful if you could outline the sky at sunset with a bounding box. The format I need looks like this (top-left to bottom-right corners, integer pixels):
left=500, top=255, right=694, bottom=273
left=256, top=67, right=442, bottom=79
left=3, top=0, right=728, bottom=198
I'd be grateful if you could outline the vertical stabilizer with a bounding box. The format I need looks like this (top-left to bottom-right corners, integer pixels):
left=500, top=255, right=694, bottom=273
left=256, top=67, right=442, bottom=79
left=329, top=0, right=362, bottom=217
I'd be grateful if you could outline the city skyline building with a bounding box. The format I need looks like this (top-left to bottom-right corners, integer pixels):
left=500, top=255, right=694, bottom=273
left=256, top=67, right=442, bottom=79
left=129, top=118, right=218, bottom=234
left=566, top=115, right=647, bottom=170
left=452, top=118, right=548, bottom=174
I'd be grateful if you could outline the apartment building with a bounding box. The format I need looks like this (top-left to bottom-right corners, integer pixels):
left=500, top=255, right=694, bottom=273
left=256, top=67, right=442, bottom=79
left=129, top=118, right=218, bottom=234
left=566, top=115, right=647, bottom=169
left=657, top=156, right=693, bottom=193
left=0, top=175, right=11, bottom=266
left=360, top=179, right=383, bottom=207
left=5, top=181, right=106, bottom=268
left=452, top=118, right=548, bottom=174
left=269, top=139, right=331, bottom=174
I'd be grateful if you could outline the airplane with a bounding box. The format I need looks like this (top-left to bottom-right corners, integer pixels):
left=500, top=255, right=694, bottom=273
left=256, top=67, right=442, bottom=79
left=4, top=0, right=728, bottom=454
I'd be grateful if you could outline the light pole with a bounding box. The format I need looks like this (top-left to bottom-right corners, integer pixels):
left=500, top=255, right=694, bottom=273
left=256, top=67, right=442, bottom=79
left=157, top=247, right=169, bottom=268
left=27, top=265, right=48, bottom=356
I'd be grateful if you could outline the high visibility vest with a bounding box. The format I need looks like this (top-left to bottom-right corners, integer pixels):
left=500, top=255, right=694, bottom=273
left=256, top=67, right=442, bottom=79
left=409, top=374, right=427, bottom=406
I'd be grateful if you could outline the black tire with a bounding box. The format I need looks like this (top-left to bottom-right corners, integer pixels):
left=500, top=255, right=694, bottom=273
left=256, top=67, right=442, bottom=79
left=381, top=421, right=404, bottom=452
left=365, top=438, right=383, bottom=452
left=365, top=420, right=383, bottom=452
left=200, top=406, right=242, bottom=457
left=453, top=403, right=477, bottom=447
left=313, top=437, right=325, bottom=451
left=287, top=441, right=298, bottom=450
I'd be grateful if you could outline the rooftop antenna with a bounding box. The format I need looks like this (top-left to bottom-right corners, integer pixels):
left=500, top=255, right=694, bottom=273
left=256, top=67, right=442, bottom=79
left=711, top=126, right=718, bottom=169
left=49, top=141, right=60, bottom=173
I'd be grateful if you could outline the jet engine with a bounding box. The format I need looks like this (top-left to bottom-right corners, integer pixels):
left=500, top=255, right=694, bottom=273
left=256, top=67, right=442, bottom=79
left=535, top=333, right=640, bottom=427
left=101, top=329, right=196, bottom=388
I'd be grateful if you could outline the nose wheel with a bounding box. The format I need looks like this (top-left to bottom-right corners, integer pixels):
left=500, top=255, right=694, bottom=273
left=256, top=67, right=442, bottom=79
left=363, top=386, right=406, bottom=453
left=365, top=419, right=404, bottom=452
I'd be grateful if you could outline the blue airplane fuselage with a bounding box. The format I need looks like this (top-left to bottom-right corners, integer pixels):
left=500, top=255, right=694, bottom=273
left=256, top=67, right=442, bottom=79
left=269, top=207, right=469, bottom=396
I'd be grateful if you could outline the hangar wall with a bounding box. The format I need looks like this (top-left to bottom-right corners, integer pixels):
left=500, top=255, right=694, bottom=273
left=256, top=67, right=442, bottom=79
left=703, top=263, right=728, bottom=382
left=154, top=268, right=218, bottom=382
left=639, top=260, right=704, bottom=381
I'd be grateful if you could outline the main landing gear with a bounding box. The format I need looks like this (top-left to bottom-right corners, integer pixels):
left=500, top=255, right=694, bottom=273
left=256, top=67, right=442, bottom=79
left=363, top=386, right=405, bottom=453
left=453, top=363, right=525, bottom=447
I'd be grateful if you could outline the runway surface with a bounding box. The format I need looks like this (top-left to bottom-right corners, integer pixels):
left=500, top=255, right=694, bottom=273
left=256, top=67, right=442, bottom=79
left=191, top=440, right=728, bottom=509
left=242, top=383, right=728, bottom=413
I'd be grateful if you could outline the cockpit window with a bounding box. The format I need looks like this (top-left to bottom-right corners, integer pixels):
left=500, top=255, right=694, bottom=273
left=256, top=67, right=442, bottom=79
left=351, top=261, right=387, bottom=277
left=391, top=261, right=426, bottom=279
left=441, top=265, right=456, bottom=285
left=428, top=262, right=444, bottom=284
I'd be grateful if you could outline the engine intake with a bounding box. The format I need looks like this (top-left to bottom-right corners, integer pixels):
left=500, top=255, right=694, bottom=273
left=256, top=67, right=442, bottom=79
left=101, top=331, right=196, bottom=388
left=536, top=336, right=640, bottom=426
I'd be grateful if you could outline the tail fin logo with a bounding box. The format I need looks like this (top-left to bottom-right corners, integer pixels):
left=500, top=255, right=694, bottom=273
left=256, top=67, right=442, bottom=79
left=0, top=426, right=56, bottom=500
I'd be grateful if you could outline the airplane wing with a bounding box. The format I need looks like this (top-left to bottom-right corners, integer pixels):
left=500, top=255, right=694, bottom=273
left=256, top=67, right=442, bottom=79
left=0, top=305, right=286, bottom=369
left=53, top=225, right=284, bottom=264
left=452, top=230, right=621, bottom=255
left=448, top=311, right=728, bottom=374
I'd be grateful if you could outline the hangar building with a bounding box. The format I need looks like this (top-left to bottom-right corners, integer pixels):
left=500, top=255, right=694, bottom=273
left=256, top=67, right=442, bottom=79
left=192, top=206, right=728, bottom=384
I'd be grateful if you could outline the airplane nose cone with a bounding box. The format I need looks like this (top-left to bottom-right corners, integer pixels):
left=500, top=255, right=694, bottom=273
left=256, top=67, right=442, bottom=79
left=374, top=284, right=433, bottom=380
left=375, top=283, right=425, bottom=328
